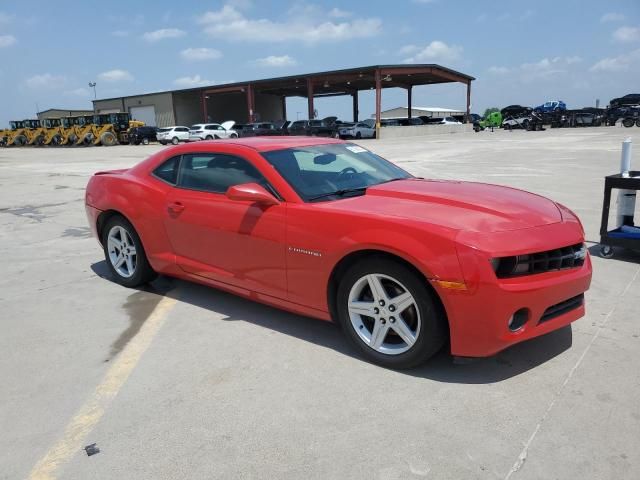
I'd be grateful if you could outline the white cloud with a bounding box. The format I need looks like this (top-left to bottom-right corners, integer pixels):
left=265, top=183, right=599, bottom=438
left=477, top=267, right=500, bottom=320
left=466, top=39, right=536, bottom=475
left=111, top=30, right=129, bottom=37
left=398, top=44, right=420, bottom=55
left=173, top=75, right=214, bottom=87
left=0, top=34, right=16, bottom=48
left=613, top=26, right=640, bottom=43
left=601, top=12, right=625, bottom=23
left=180, top=47, right=222, bottom=61
left=198, top=5, right=381, bottom=44
left=328, top=7, right=351, bottom=18
left=590, top=49, right=640, bottom=72
left=142, top=28, right=186, bottom=42
left=26, top=73, right=67, bottom=89
left=253, top=55, right=297, bottom=67
left=402, top=40, right=462, bottom=62
left=98, top=69, right=134, bottom=82
left=64, top=87, right=91, bottom=97
left=488, top=66, right=510, bottom=75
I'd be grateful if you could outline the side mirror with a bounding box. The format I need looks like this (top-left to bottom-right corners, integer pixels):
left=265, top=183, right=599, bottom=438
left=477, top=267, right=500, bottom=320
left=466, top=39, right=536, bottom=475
left=226, top=183, right=280, bottom=206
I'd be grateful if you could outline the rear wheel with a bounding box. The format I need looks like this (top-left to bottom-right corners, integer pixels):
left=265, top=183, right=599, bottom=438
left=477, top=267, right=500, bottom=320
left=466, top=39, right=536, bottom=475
left=355, top=131, right=362, bottom=139
left=636, top=119, right=640, bottom=128
left=159, top=141, right=167, bottom=145
left=336, top=257, right=446, bottom=369
left=14, top=135, right=28, bottom=146
left=230, top=133, right=238, bottom=138
left=142, top=137, right=150, bottom=145
left=100, top=131, right=117, bottom=147
left=102, top=216, right=156, bottom=288
left=171, top=136, right=179, bottom=145
left=205, top=135, right=213, bottom=140
left=622, top=118, right=635, bottom=128
left=600, top=245, right=614, bottom=259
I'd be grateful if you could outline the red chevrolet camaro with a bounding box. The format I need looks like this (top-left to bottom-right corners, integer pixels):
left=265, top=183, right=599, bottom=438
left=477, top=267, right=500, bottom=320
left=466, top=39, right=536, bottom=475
left=85, top=137, right=592, bottom=368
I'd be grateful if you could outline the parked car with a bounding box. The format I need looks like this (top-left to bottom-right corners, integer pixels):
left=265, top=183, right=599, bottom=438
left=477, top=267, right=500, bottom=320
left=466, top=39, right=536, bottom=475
left=86, top=137, right=592, bottom=369
left=241, top=122, right=281, bottom=137
left=287, top=117, right=338, bottom=137
left=157, top=126, right=190, bottom=145
left=534, top=101, right=567, bottom=113
left=338, top=122, right=376, bottom=139
left=189, top=121, right=238, bottom=141
left=380, top=119, right=401, bottom=127
left=501, top=106, right=535, bottom=130
left=129, top=126, right=158, bottom=145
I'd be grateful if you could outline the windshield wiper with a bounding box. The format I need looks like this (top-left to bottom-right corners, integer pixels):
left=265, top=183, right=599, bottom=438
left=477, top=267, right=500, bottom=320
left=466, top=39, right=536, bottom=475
left=308, top=187, right=368, bottom=202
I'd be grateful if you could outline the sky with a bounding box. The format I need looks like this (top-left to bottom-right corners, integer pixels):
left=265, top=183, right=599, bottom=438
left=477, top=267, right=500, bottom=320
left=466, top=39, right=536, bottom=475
left=0, top=0, right=639, bottom=126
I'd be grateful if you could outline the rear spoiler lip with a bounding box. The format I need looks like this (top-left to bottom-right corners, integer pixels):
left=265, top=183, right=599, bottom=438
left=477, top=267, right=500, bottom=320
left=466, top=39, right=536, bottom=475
left=94, top=168, right=128, bottom=176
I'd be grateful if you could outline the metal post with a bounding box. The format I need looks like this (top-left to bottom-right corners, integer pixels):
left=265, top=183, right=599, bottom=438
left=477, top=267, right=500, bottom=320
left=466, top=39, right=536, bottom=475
left=375, top=69, right=381, bottom=139
left=407, top=86, right=412, bottom=119
left=466, top=81, right=471, bottom=123
left=281, top=96, right=287, bottom=122
left=617, top=138, right=636, bottom=227
left=307, top=78, right=314, bottom=120
left=352, top=92, right=358, bottom=122
left=246, top=84, right=255, bottom=123
left=201, top=91, right=208, bottom=122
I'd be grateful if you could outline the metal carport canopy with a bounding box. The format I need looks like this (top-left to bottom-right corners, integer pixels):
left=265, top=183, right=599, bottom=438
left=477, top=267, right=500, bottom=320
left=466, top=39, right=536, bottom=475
left=199, top=64, right=474, bottom=126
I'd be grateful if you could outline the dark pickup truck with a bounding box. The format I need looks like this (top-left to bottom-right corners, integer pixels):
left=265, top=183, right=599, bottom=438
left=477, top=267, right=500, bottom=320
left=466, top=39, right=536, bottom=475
left=286, top=117, right=338, bottom=137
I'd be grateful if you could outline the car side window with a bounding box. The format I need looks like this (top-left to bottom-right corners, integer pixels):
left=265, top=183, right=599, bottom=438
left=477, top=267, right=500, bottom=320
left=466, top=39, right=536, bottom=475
left=153, top=156, right=180, bottom=185
left=178, top=153, right=265, bottom=194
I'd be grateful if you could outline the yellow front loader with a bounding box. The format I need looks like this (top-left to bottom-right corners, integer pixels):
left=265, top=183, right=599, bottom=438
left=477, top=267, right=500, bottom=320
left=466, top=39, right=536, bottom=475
left=41, top=118, right=65, bottom=145
left=2, top=121, right=29, bottom=146
left=24, top=119, right=48, bottom=146
left=59, top=116, right=88, bottom=146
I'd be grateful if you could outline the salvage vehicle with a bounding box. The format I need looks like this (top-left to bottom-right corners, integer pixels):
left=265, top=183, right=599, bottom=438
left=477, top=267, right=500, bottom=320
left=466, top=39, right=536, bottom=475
left=240, top=122, right=282, bottom=137
left=609, top=93, right=640, bottom=108
left=534, top=101, right=567, bottom=113
left=287, top=118, right=339, bottom=137
left=189, top=121, right=238, bottom=141
left=338, top=122, right=376, bottom=139
left=473, top=111, right=502, bottom=132
left=85, top=137, right=592, bottom=369
left=157, top=126, right=190, bottom=145
left=130, top=126, right=159, bottom=145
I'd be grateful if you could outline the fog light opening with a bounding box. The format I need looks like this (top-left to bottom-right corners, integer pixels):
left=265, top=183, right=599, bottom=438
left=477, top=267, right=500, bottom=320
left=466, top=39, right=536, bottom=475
left=508, top=308, right=529, bottom=332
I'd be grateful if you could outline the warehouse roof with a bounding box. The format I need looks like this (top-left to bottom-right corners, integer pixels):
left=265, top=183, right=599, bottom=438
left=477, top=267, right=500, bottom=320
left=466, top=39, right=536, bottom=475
left=93, top=64, right=474, bottom=102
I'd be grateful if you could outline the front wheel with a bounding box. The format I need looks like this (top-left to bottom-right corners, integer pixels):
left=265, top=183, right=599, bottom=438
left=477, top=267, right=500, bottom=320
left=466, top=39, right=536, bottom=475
left=622, top=118, right=635, bottom=128
left=230, top=133, right=238, bottom=138
left=171, top=136, right=179, bottom=145
left=142, top=137, right=150, bottom=145
left=102, top=216, right=157, bottom=287
left=600, top=245, right=614, bottom=259
left=336, top=257, right=446, bottom=369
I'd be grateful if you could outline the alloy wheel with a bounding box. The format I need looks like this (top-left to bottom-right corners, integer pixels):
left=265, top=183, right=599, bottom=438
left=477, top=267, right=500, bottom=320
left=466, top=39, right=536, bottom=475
left=347, top=273, right=421, bottom=355
left=107, top=225, right=137, bottom=278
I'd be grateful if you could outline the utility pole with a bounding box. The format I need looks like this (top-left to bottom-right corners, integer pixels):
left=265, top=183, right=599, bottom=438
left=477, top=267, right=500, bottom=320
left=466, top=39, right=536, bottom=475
left=88, top=82, right=97, bottom=99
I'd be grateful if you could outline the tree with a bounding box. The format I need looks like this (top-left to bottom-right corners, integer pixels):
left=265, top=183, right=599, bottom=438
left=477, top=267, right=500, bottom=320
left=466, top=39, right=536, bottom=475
left=483, top=107, right=499, bottom=119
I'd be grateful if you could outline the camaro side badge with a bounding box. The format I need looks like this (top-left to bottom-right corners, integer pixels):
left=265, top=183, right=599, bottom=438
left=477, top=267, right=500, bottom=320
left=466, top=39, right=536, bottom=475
left=288, top=246, right=322, bottom=257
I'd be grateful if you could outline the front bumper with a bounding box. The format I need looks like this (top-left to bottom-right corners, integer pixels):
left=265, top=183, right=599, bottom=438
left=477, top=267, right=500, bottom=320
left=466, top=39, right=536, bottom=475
left=436, top=223, right=593, bottom=357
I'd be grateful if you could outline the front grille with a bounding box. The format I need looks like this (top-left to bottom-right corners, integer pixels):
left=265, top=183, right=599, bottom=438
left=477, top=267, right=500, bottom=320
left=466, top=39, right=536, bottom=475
left=493, top=243, right=586, bottom=278
left=540, top=294, right=584, bottom=323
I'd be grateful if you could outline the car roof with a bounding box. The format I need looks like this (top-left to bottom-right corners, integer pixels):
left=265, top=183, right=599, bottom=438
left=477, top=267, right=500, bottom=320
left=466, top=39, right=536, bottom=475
left=165, top=136, right=346, bottom=153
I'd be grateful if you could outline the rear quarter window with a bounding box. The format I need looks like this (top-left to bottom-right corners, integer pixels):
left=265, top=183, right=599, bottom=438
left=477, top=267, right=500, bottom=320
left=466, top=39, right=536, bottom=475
left=152, top=156, right=180, bottom=185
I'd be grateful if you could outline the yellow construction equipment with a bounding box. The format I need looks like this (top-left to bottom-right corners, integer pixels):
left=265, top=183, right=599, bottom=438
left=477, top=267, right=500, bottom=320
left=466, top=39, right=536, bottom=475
left=25, top=119, right=48, bottom=146
left=2, top=121, right=30, bottom=146
left=75, top=113, right=141, bottom=146
left=41, top=118, right=66, bottom=146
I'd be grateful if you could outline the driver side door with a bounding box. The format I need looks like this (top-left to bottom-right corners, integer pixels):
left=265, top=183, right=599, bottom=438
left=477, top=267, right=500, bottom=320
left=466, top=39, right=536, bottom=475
left=162, top=152, right=287, bottom=299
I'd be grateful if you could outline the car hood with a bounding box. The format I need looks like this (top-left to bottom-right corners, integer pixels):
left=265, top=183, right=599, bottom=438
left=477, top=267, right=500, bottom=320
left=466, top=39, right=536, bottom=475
left=325, top=179, right=562, bottom=233
left=221, top=120, right=235, bottom=131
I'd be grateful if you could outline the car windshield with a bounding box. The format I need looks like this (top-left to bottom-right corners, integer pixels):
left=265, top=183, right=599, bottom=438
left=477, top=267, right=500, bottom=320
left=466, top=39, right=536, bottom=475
left=157, top=128, right=171, bottom=132
left=261, top=143, right=411, bottom=202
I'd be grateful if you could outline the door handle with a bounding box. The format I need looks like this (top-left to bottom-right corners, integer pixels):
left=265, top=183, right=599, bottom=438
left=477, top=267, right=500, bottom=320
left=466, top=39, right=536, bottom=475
left=168, top=202, right=185, bottom=214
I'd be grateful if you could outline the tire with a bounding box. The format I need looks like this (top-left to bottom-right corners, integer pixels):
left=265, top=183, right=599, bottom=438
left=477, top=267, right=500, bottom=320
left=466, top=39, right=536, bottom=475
left=636, top=119, right=640, bottom=128
left=205, top=135, right=213, bottom=140
left=336, top=257, right=447, bottom=369
left=522, top=119, right=530, bottom=130
left=100, top=131, right=117, bottom=147
left=102, top=215, right=157, bottom=288
left=51, top=134, right=62, bottom=146
left=600, top=245, right=614, bottom=259
left=142, top=137, right=150, bottom=145
left=213, top=135, right=220, bottom=139
left=171, top=136, right=179, bottom=145
left=230, top=133, right=238, bottom=138
left=160, top=141, right=167, bottom=145
left=14, top=135, right=28, bottom=146
left=622, top=118, right=635, bottom=128
left=355, top=131, right=362, bottom=139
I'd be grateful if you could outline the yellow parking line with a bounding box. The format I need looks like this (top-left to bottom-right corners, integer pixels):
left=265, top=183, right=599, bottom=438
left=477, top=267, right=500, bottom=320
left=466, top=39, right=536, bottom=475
left=28, top=296, right=178, bottom=480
